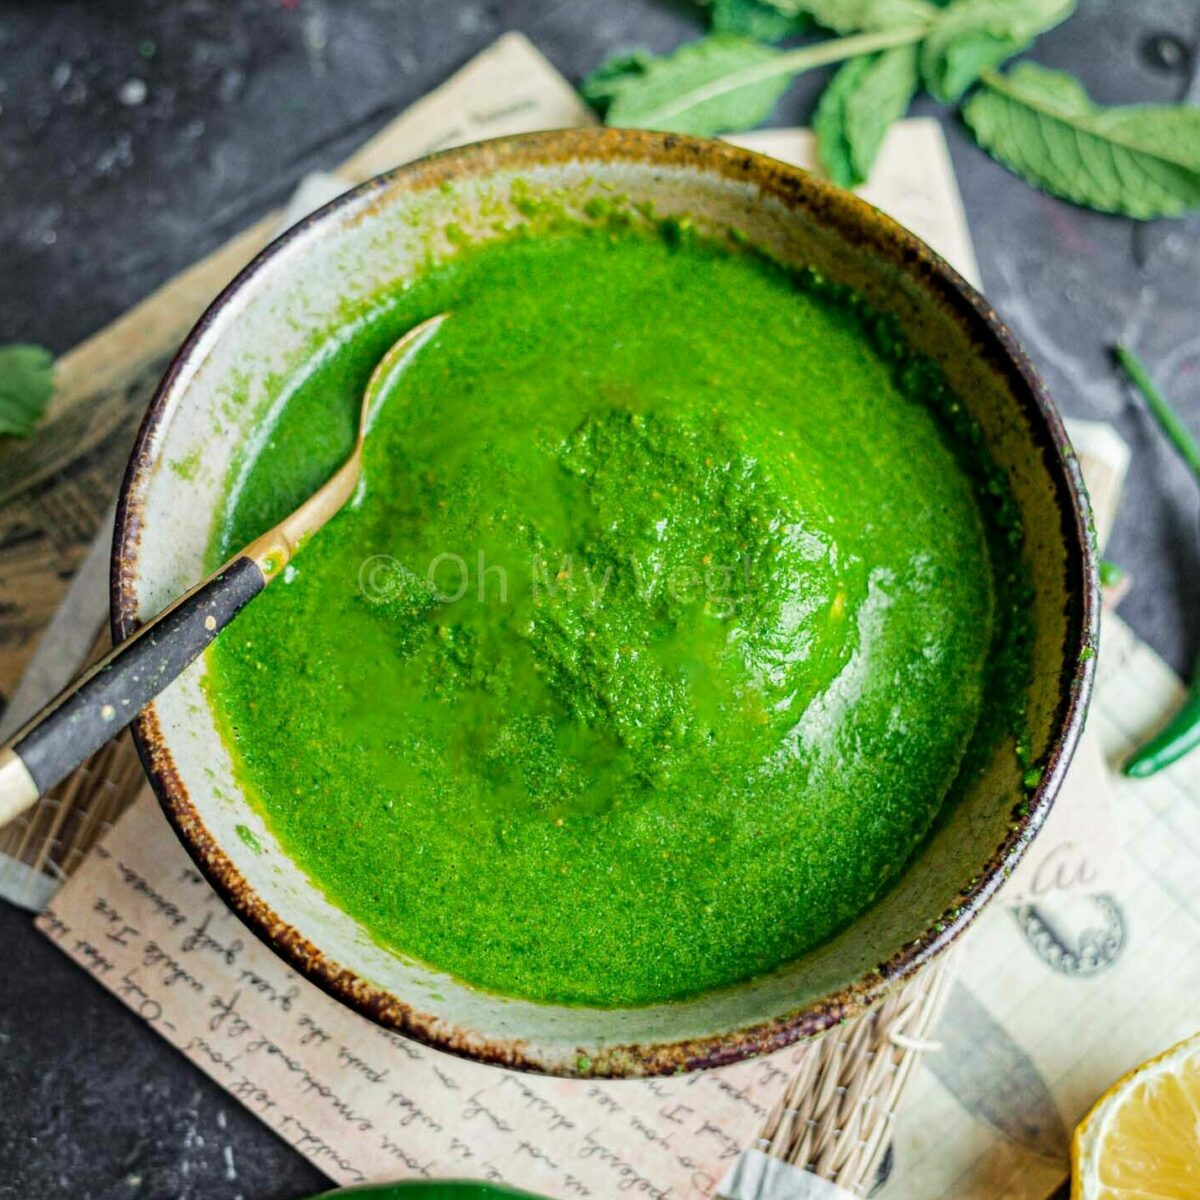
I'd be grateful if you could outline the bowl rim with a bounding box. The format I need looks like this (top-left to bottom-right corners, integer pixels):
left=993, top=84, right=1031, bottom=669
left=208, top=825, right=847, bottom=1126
left=111, top=126, right=1099, bottom=1077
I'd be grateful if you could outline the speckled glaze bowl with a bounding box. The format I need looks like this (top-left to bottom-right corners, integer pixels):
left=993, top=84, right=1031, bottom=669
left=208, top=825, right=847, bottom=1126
left=113, top=129, right=1098, bottom=1078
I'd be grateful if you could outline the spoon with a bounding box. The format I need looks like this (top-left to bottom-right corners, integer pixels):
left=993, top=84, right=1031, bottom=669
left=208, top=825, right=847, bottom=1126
left=0, top=312, right=448, bottom=827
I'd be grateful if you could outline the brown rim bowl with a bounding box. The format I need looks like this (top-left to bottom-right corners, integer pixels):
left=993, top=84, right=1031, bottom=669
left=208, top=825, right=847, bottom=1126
left=112, top=128, right=1098, bottom=1078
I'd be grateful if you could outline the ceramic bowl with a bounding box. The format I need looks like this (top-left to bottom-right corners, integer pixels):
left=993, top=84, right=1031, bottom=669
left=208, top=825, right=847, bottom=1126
left=113, top=129, right=1098, bottom=1078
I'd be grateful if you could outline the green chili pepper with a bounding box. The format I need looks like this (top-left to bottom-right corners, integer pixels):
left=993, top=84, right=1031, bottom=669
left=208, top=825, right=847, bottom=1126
left=1124, top=688, right=1200, bottom=778
left=1113, top=345, right=1200, bottom=779
left=1114, top=346, right=1200, bottom=481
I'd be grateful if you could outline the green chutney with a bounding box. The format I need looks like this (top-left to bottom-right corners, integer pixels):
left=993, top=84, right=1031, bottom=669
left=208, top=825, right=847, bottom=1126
left=207, top=221, right=1021, bottom=1008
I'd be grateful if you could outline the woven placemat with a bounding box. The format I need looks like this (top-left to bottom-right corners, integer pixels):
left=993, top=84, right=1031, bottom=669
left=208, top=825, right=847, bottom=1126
left=756, top=959, right=954, bottom=1191
left=0, top=630, right=138, bottom=904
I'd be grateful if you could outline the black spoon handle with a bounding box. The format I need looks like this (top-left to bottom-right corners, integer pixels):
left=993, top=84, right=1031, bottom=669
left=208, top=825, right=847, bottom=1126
left=0, top=555, right=265, bottom=826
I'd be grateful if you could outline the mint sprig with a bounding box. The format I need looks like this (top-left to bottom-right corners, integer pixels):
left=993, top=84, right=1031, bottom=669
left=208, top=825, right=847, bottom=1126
left=579, top=0, right=1200, bottom=220
left=585, top=0, right=1073, bottom=183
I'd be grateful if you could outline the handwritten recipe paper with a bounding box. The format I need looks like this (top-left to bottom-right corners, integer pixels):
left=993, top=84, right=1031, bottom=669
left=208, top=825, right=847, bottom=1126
left=37, top=797, right=807, bottom=1198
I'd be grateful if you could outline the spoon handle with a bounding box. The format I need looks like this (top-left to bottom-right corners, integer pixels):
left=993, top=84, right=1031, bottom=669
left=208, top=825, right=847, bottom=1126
left=0, top=555, right=265, bottom=827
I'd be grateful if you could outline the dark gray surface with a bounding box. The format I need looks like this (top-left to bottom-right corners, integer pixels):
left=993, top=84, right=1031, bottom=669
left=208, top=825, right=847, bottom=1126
left=0, top=2, right=1197, bottom=1198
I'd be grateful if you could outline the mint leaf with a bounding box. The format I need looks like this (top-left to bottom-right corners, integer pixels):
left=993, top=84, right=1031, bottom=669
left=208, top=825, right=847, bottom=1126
left=710, top=0, right=810, bottom=42
left=590, top=26, right=926, bottom=135
left=580, top=51, right=653, bottom=108
left=815, top=43, right=918, bottom=186
left=0, top=344, right=54, bottom=439
left=921, top=0, right=1074, bottom=101
left=601, top=35, right=788, bottom=134
left=792, top=0, right=935, bottom=34
left=814, top=56, right=876, bottom=186
left=964, top=63, right=1200, bottom=218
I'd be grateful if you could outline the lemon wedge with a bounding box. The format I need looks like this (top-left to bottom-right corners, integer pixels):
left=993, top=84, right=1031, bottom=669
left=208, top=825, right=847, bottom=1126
left=1072, top=1031, right=1200, bottom=1199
